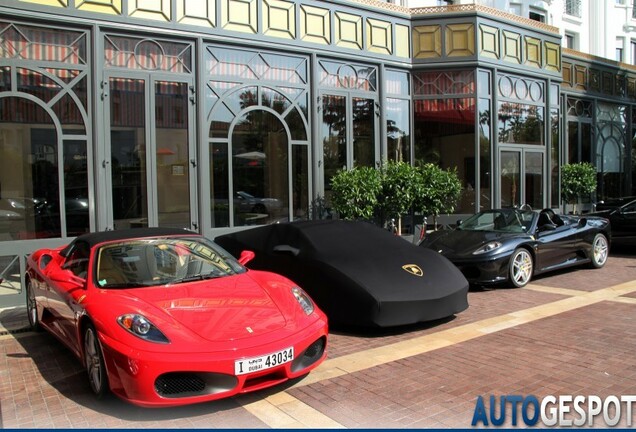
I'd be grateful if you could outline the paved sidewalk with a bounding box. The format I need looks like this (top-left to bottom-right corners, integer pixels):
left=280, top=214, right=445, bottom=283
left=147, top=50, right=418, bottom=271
left=0, top=306, right=29, bottom=336
left=2, top=250, right=636, bottom=428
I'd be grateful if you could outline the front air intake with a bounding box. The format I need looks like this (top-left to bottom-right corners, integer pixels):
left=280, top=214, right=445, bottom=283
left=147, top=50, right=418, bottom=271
left=291, top=337, right=326, bottom=372
left=155, top=372, right=238, bottom=398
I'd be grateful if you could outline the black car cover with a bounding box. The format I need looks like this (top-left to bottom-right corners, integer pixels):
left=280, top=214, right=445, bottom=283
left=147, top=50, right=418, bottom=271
left=215, top=220, right=469, bottom=328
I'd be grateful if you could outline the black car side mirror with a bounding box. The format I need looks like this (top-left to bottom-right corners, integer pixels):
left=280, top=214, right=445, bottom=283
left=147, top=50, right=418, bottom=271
left=578, top=218, right=587, bottom=228
left=273, top=244, right=300, bottom=256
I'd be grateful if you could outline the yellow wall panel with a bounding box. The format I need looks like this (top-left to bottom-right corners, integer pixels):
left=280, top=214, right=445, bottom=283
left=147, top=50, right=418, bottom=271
left=128, top=0, right=171, bottom=21
left=335, top=11, right=362, bottom=50
left=222, top=0, right=257, bottom=33
left=263, top=0, right=295, bottom=39
left=502, top=30, right=521, bottom=64
left=176, top=0, right=215, bottom=27
left=412, top=25, right=441, bottom=59
left=300, top=5, right=330, bottom=45
left=574, top=65, right=587, bottom=90
left=479, top=24, right=499, bottom=59
left=524, top=36, right=542, bottom=68
left=445, top=23, right=474, bottom=57
left=395, top=24, right=410, bottom=58
left=76, top=0, right=121, bottom=13
left=544, top=41, right=561, bottom=72
left=19, top=0, right=68, bottom=7
left=562, top=62, right=572, bottom=87
left=366, top=18, right=392, bottom=55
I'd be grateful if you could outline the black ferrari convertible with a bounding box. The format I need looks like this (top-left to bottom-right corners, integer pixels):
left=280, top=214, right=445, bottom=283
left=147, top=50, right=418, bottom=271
left=419, top=208, right=610, bottom=288
left=215, top=220, right=469, bottom=328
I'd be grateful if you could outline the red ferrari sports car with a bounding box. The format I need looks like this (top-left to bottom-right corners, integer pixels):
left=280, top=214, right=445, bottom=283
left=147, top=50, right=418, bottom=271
left=25, top=228, right=328, bottom=407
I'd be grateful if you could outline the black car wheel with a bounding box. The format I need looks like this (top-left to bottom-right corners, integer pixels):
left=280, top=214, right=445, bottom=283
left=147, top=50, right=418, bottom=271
left=83, top=323, right=109, bottom=397
left=26, top=278, right=41, bottom=331
left=509, top=248, right=533, bottom=288
left=590, top=233, right=609, bottom=269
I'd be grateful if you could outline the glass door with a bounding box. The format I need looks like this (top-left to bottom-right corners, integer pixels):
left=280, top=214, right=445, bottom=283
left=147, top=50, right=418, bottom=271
left=105, top=74, right=196, bottom=230
left=500, top=148, right=544, bottom=209
left=320, top=93, right=378, bottom=201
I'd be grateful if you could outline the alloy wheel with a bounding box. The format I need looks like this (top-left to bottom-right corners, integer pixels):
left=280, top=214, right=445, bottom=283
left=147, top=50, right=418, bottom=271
left=26, top=280, right=39, bottom=329
left=84, top=325, right=107, bottom=396
left=592, top=234, right=608, bottom=268
left=510, top=249, right=533, bottom=288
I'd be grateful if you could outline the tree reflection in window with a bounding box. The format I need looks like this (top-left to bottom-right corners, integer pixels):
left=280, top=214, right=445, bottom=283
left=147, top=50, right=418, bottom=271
left=497, top=102, right=544, bottom=145
left=231, top=107, right=288, bottom=226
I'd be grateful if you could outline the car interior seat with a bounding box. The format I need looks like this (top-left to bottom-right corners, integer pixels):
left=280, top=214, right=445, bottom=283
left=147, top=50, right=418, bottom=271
left=537, top=211, right=556, bottom=230
left=493, top=213, right=507, bottom=230
left=96, top=252, right=128, bottom=285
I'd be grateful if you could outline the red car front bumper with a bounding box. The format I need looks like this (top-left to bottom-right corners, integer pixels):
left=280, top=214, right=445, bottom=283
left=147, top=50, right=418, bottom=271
left=98, top=319, right=328, bottom=407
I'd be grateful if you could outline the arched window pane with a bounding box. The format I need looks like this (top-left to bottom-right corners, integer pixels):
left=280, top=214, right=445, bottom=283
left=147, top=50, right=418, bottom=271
left=0, top=98, right=60, bottom=239
left=232, top=110, right=288, bottom=226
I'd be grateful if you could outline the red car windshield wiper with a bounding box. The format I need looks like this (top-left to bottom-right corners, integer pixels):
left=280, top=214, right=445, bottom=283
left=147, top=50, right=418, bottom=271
left=101, top=282, right=159, bottom=289
left=169, top=272, right=225, bottom=285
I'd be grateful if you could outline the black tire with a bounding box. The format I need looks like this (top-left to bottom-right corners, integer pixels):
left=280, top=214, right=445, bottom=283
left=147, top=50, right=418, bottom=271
left=589, top=233, right=609, bottom=269
left=83, top=323, right=109, bottom=398
left=508, top=248, right=533, bottom=288
left=26, top=278, right=42, bottom=332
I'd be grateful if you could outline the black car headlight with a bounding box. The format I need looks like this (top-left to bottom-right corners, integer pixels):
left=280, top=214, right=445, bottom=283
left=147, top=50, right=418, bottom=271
left=118, top=314, right=170, bottom=343
left=473, top=241, right=502, bottom=255
left=291, top=286, right=314, bottom=315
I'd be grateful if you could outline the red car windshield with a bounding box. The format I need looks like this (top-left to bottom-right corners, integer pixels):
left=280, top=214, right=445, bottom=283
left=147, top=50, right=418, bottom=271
left=95, top=237, right=245, bottom=288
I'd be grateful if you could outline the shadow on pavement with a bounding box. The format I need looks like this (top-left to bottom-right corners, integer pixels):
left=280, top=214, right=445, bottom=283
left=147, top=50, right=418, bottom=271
left=610, top=242, right=636, bottom=258
left=6, top=331, right=262, bottom=421
left=329, top=314, right=457, bottom=338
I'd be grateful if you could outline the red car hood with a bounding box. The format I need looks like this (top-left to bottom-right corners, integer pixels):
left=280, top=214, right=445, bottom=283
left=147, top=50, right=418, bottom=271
left=122, top=273, right=288, bottom=342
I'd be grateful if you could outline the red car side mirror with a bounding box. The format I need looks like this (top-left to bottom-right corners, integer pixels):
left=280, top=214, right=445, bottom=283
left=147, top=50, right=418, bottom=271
left=238, top=250, right=255, bottom=266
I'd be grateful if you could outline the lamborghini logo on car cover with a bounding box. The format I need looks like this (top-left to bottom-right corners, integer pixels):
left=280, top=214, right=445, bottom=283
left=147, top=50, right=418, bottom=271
left=402, top=264, right=423, bottom=277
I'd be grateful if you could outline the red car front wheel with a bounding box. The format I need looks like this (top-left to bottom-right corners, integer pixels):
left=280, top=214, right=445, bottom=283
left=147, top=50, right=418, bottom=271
left=84, top=323, right=109, bottom=398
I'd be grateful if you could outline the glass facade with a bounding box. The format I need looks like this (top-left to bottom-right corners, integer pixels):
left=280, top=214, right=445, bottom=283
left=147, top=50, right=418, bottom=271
left=413, top=70, right=476, bottom=214
left=318, top=59, right=379, bottom=204
left=0, top=24, right=90, bottom=241
left=385, top=69, right=411, bottom=163
left=596, top=103, right=628, bottom=200
left=0, top=4, right=634, bottom=307
left=206, top=46, right=310, bottom=227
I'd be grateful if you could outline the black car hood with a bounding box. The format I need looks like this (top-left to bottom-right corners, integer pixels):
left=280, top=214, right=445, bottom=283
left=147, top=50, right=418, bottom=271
left=588, top=209, right=616, bottom=217
left=422, top=229, right=530, bottom=256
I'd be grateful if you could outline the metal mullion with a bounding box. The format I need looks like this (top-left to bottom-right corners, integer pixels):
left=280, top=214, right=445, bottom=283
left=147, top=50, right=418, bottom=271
left=347, top=95, right=353, bottom=169
left=187, top=78, right=198, bottom=231
left=147, top=75, right=158, bottom=227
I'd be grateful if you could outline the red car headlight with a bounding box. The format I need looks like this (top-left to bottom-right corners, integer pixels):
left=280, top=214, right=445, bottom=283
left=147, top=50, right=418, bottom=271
left=117, top=314, right=170, bottom=344
left=291, top=286, right=314, bottom=315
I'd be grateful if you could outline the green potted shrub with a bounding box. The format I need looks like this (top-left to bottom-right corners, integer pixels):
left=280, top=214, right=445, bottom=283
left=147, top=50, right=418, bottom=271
left=329, top=166, right=382, bottom=220
left=413, top=163, right=462, bottom=230
left=560, top=162, right=597, bottom=214
left=378, top=160, right=420, bottom=235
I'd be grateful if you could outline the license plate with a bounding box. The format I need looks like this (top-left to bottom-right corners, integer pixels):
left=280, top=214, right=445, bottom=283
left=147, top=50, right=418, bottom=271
left=235, top=347, right=294, bottom=375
